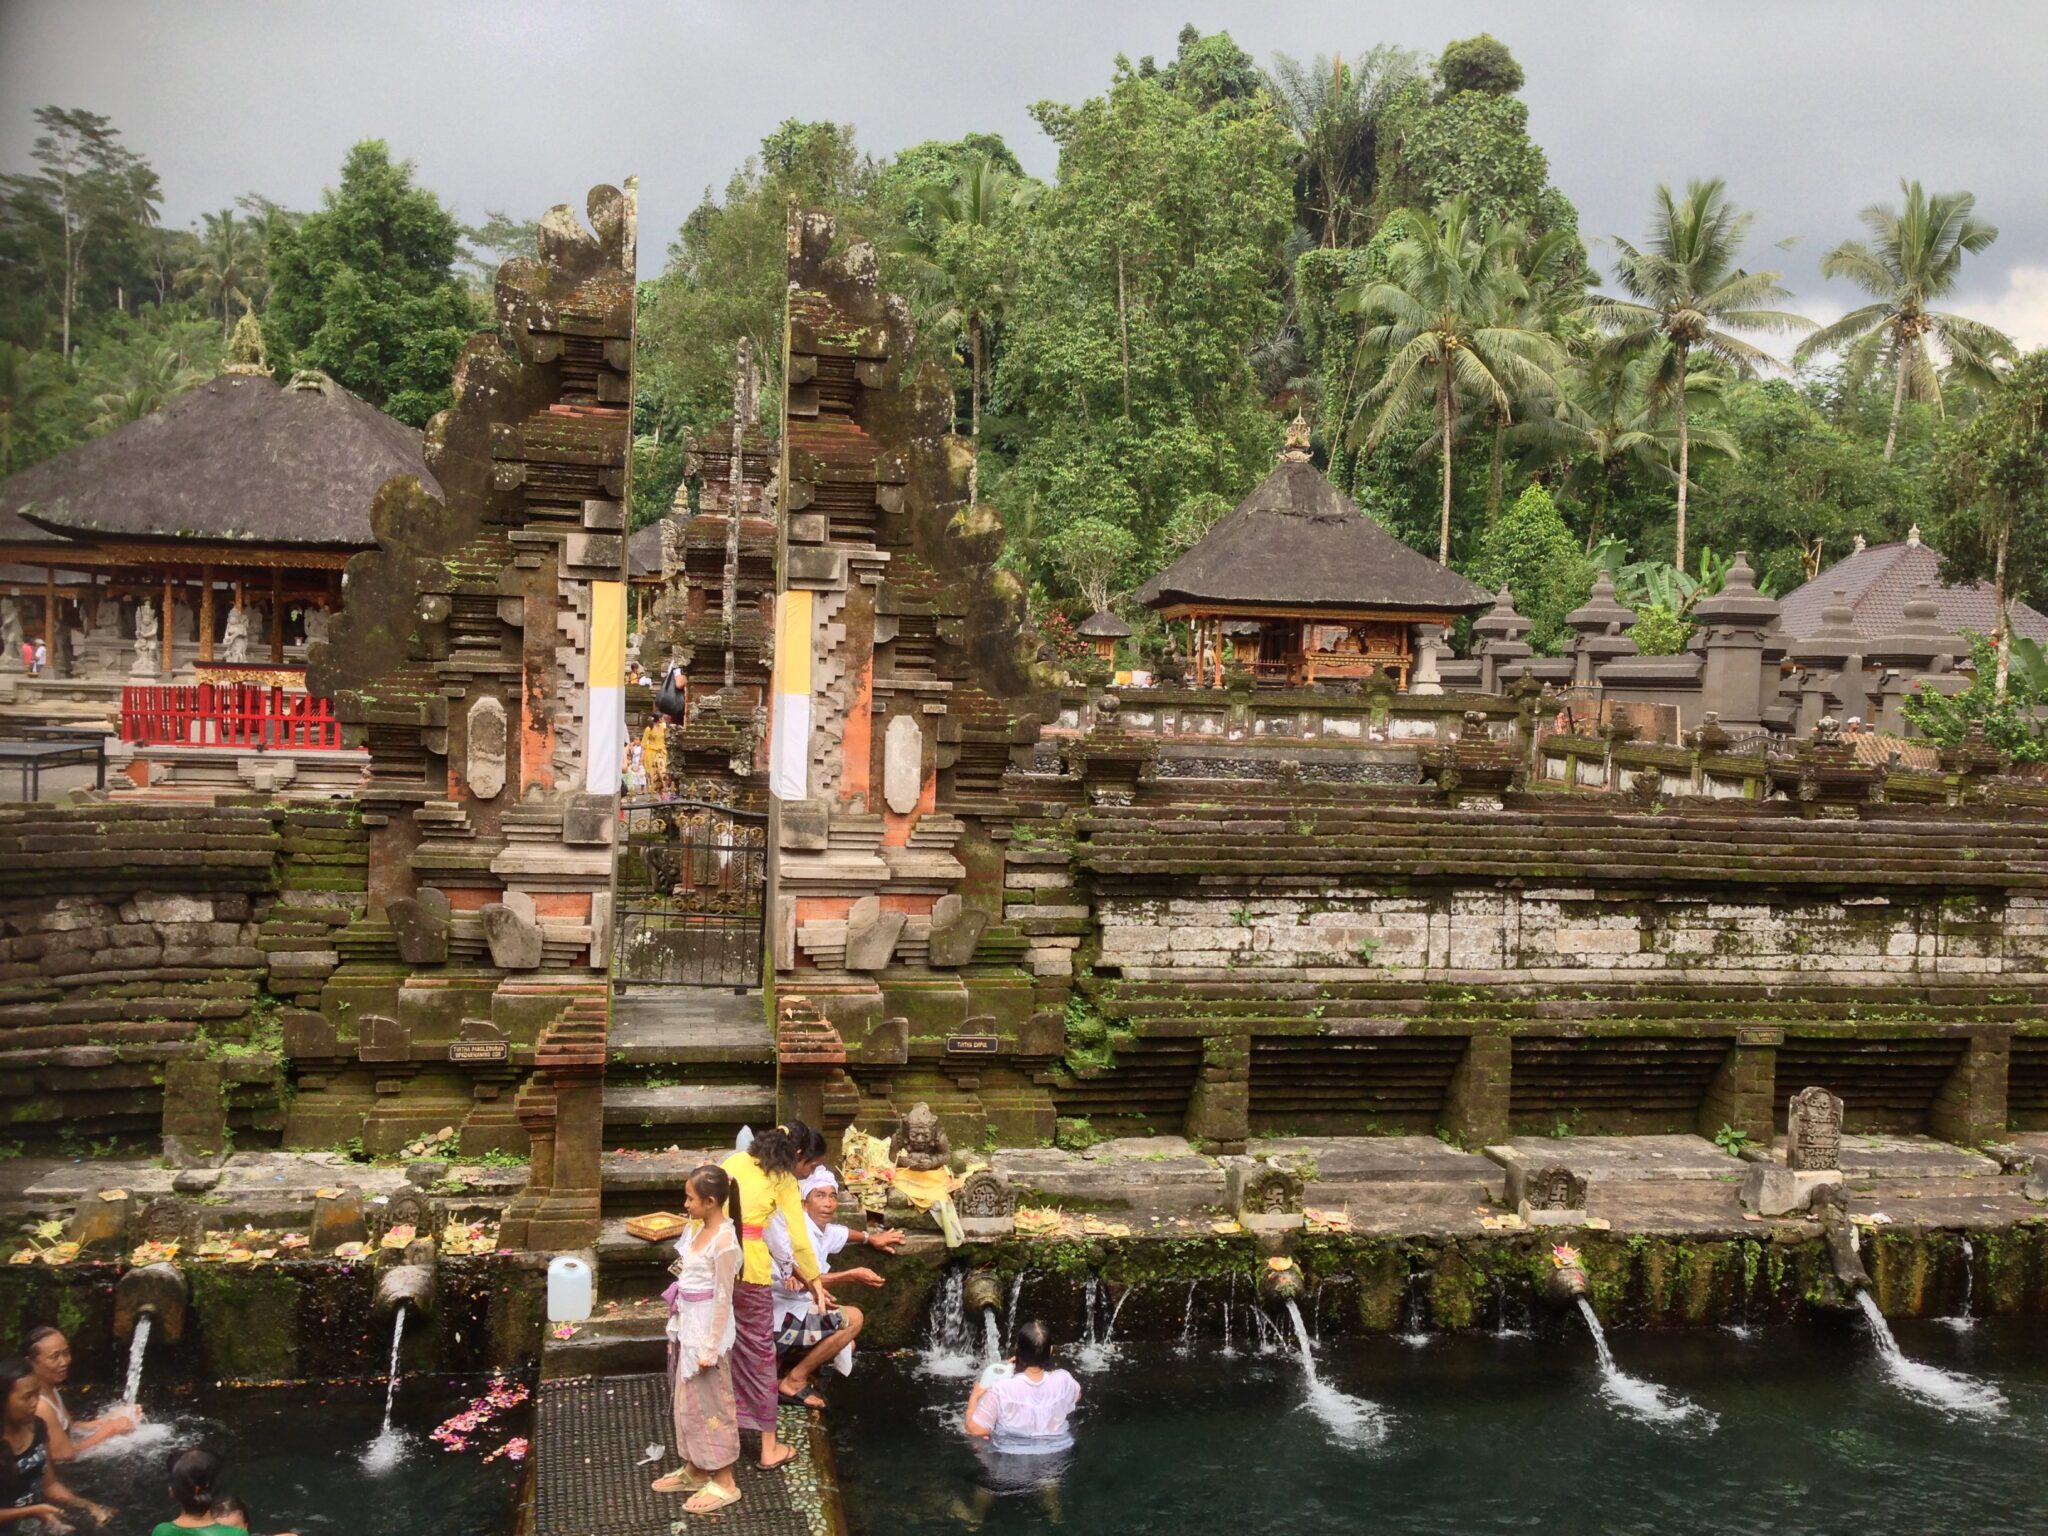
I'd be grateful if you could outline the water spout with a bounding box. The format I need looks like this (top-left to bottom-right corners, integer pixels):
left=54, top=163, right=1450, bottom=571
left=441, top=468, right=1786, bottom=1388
left=1575, top=1299, right=1714, bottom=1427
left=1177, top=1281, right=1198, bottom=1357
left=980, top=1308, right=1001, bottom=1366
left=1281, top=1298, right=1386, bottom=1446
left=1853, top=1290, right=2004, bottom=1417
left=1004, top=1272, right=1026, bottom=1352
left=122, top=1312, right=152, bottom=1408
left=916, top=1267, right=978, bottom=1378
left=361, top=1302, right=409, bottom=1472
left=1398, top=1270, right=1433, bottom=1348
left=1939, top=1237, right=1976, bottom=1334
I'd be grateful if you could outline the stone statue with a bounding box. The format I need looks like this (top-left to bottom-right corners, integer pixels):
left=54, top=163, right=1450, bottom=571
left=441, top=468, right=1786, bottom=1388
left=302, top=604, right=331, bottom=647
left=170, top=595, right=195, bottom=642
left=222, top=602, right=252, bottom=664
left=0, top=598, right=21, bottom=667
left=893, top=1102, right=950, bottom=1171
left=132, top=600, right=160, bottom=675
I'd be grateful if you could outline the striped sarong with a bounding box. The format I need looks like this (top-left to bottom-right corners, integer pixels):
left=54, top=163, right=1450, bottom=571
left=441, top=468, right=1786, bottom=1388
left=731, top=1279, right=777, bottom=1433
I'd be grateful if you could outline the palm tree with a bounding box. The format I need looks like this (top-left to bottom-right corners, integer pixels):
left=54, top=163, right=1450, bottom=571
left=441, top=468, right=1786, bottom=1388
left=1452, top=225, right=1581, bottom=523
left=1341, top=195, right=1566, bottom=563
left=1593, top=179, right=1811, bottom=571
left=177, top=208, right=258, bottom=338
left=1528, top=355, right=1736, bottom=549
left=893, top=156, right=1038, bottom=503
left=90, top=342, right=203, bottom=431
left=1794, top=181, right=2013, bottom=460
left=1264, top=47, right=1418, bottom=248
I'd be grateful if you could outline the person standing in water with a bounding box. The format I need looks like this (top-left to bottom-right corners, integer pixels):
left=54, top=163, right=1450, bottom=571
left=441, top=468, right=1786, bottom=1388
left=957, top=1322, right=1081, bottom=1527
left=1, top=1356, right=113, bottom=1532
left=21, top=1329, right=141, bottom=1461
left=653, top=1165, right=746, bottom=1517
left=720, top=1125, right=830, bottom=1472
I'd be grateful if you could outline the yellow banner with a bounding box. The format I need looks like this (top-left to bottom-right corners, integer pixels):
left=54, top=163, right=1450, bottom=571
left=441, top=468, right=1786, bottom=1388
left=590, top=581, right=625, bottom=686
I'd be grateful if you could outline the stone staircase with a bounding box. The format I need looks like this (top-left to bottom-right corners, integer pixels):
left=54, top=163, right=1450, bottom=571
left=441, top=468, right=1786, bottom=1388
left=550, top=990, right=774, bottom=1377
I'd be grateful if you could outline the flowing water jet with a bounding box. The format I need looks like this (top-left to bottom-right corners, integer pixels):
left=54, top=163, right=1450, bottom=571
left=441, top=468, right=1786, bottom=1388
left=1853, top=1290, right=2004, bottom=1417
left=1576, top=1299, right=1714, bottom=1427
left=1939, top=1237, right=1976, bottom=1333
left=1281, top=1299, right=1386, bottom=1447
left=1177, top=1281, right=1198, bottom=1356
left=980, top=1309, right=1001, bottom=1365
left=917, top=1267, right=978, bottom=1378
left=122, top=1312, right=152, bottom=1408
left=1398, top=1270, right=1433, bottom=1347
left=361, top=1302, right=409, bottom=1471
left=1004, top=1272, right=1026, bottom=1351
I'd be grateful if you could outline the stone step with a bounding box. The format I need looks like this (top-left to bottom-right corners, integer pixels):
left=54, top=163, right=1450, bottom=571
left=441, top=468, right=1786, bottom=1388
left=601, top=1147, right=724, bottom=1215
left=601, top=1084, right=771, bottom=1151
left=603, top=1083, right=773, bottom=1128
left=596, top=1217, right=687, bottom=1304
left=607, top=1008, right=771, bottom=1068
left=539, top=1298, right=667, bottom=1380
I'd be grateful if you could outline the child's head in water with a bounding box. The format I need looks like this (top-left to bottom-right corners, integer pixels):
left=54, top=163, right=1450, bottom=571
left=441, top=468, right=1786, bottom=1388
left=210, top=1495, right=249, bottom=1529
left=1013, top=1321, right=1055, bottom=1372
left=168, top=1447, right=224, bottom=1515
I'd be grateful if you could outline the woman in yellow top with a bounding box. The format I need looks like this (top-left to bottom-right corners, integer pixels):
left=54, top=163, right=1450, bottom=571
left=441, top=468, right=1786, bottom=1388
left=720, top=1122, right=830, bottom=1470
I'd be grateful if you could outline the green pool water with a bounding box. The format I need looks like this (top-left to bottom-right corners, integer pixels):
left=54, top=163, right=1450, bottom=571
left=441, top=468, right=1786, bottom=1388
left=829, top=1314, right=2046, bottom=1534
left=52, top=1378, right=529, bottom=1536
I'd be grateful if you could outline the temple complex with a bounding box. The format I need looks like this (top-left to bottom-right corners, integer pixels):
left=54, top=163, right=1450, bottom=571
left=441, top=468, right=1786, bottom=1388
left=12, top=189, right=2048, bottom=1536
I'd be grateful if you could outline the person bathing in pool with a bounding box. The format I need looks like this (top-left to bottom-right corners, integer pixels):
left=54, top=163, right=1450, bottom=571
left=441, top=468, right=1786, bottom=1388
left=21, top=1328, right=142, bottom=1462
left=0, top=1356, right=113, bottom=1533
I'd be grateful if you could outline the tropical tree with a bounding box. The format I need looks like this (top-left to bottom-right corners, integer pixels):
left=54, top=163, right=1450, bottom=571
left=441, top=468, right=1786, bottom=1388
left=0, top=343, right=60, bottom=474
left=1341, top=195, right=1566, bottom=563
left=177, top=208, right=259, bottom=336
left=16, top=108, right=151, bottom=358
left=1263, top=47, right=1418, bottom=248
left=1793, top=181, right=2014, bottom=460
left=90, top=339, right=203, bottom=428
left=1930, top=350, right=2048, bottom=696
left=1453, top=224, right=1581, bottom=523
left=1533, top=355, right=1734, bottom=548
left=1594, top=179, right=1810, bottom=572
left=893, top=154, right=1039, bottom=501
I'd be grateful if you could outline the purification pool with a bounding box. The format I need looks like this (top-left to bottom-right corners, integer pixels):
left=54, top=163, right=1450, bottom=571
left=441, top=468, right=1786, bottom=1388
left=829, top=1314, right=2045, bottom=1535
left=50, top=1380, right=529, bottom=1536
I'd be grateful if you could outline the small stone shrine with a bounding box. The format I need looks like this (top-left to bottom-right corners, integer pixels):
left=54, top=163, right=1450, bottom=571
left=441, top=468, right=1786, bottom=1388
left=1511, top=1162, right=1590, bottom=1227
left=1742, top=1086, right=1848, bottom=1217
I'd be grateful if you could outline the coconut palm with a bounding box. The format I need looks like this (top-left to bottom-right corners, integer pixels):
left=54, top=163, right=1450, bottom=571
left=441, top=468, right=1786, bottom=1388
left=1450, top=225, right=1582, bottom=523
left=1341, top=195, right=1567, bottom=563
left=893, top=155, right=1039, bottom=503
left=1264, top=47, right=1418, bottom=248
left=1593, top=179, right=1811, bottom=572
left=177, top=208, right=258, bottom=337
left=90, top=341, right=203, bottom=430
left=1794, top=181, right=2014, bottom=460
left=1526, top=355, right=1736, bottom=549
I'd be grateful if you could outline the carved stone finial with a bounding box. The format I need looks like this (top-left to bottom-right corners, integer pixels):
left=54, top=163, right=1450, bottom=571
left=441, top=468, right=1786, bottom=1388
left=1282, top=412, right=1313, bottom=463
left=1907, top=523, right=1922, bottom=547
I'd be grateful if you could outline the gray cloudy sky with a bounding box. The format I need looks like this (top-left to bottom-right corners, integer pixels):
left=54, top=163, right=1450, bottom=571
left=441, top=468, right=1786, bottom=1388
left=5, top=0, right=2047, bottom=345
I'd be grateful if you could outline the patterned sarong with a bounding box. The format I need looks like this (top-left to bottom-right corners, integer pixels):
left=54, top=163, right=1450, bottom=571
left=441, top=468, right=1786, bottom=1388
left=731, top=1279, right=777, bottom=1433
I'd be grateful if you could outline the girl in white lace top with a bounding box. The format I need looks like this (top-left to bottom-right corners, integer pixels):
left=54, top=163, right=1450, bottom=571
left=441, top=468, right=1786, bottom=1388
left=654, top=1165, right=746, bottom=1516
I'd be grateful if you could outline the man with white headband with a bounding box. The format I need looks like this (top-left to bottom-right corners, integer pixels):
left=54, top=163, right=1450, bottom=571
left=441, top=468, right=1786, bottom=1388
left=765, top=1165, right=904, bottom=1408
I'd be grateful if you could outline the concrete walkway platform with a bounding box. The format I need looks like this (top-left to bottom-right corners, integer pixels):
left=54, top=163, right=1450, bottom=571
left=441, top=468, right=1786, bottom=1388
left=532, top=1374, right=830, bottom=1536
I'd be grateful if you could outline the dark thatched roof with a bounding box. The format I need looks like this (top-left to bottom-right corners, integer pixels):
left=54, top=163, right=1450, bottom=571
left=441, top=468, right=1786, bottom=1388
left=0, top=370, right=437, bottom=550
left=1077, top=609, right=1132, bottom=638
left=1133, top=458, right=1492, bottom=615
left=1778, top=535, right=2048, bottom=646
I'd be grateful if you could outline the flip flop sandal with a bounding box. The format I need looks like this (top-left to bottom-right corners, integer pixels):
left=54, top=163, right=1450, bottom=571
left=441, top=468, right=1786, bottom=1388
left=683, top=1484, right=743, bottom=1515
left=778, top=1385, right=827, bottom=1409
left=652, top=1468, right=706, bottom=1494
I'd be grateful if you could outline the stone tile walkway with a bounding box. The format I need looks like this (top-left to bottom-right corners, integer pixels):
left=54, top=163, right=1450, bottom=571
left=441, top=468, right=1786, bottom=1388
left=533, top=1374, right=830, bottom=1536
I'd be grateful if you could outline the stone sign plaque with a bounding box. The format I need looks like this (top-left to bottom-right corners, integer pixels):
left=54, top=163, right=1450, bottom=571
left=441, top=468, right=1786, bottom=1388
left=1786, top=1085, right=1843, bottom=1172
left=1526, top=1164, right=1588, bottom=1211
left=449, top=1039, right=511, bottom=1064
left=945, top=1033, right=1000, bottom=1056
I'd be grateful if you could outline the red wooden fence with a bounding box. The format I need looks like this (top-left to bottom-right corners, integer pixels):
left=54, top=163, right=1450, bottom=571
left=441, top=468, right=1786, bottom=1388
left=120, top=683, right=343, bottom=751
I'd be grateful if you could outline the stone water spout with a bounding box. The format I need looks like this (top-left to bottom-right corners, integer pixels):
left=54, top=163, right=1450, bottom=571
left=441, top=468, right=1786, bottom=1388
left=962, top=1269, right=1005, bottom=1316
left=1259, top=1254, right=1305, bottom=1304
left=114, top=1261, right=189, bottom=1341
left=1816, top=1210, right=1870, bottom=1312
left=375, top=1261, right=436, bottom=1319
left=1539, top=1243, right=1590, bottom=1309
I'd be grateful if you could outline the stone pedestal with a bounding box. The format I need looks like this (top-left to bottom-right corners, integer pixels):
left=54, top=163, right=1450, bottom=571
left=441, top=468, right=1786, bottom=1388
left=1740, top=1161, right=1844, bottom=1217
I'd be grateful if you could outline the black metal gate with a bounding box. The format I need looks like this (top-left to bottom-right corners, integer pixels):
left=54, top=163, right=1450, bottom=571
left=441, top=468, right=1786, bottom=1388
left=613, top=797, right=767, bottom=990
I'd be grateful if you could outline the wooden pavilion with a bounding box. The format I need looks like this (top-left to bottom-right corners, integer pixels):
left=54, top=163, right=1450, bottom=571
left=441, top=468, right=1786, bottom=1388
left=1134, top=418, right=1491, bottom=689
left=0, top=363, right=436, bottom=714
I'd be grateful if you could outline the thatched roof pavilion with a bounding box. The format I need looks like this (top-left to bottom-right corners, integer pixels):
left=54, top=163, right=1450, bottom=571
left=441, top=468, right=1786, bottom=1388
left=0, top=363, right=436, bottom=679
left=1134, top=417, right=1490, bottom=687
